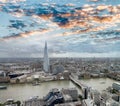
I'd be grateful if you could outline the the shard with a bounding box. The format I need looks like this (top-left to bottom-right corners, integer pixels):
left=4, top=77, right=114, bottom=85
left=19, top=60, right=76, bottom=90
left=43, top=42, right=49, bottom=73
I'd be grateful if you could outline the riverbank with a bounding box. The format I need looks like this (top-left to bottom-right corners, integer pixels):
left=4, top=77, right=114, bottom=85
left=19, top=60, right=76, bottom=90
left=0, top=80, right=81, bottom=103
left=0, top=78, right=118, bottom=103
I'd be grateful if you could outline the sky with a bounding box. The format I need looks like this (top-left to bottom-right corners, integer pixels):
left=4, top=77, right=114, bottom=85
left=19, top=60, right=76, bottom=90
left=0, top=0, right=120, bottom=58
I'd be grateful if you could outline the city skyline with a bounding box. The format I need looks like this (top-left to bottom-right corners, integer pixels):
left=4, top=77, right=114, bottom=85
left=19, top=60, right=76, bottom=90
left=0, top=0, right=120, bottom=58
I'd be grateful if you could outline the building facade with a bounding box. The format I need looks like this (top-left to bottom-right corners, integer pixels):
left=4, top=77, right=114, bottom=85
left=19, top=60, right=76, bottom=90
left=43, top=42, right=49, bottom=73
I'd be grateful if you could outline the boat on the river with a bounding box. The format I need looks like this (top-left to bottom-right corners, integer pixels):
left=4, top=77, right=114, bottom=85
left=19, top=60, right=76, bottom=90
left=8, top=73, right=24, bottom=79
left=0, top=86, right=7, bottom=89
left=32, top=82, right=41, bottom=86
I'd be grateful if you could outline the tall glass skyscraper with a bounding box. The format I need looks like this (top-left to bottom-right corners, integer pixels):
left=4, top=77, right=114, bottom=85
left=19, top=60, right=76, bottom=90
left=43, top=42, right=49, bottom=73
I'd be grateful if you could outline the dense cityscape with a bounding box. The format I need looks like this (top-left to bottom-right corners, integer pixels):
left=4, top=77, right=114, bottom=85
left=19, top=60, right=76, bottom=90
left=0, top=42, right=120, bottom=106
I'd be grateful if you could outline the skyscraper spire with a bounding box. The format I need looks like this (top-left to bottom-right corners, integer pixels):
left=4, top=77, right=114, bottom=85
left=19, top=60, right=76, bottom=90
left=43, top=41, right=49, bottom=73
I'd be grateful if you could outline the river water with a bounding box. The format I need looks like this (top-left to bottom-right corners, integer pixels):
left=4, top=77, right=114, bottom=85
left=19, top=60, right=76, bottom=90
left=0, top=80, right=79, bottom=103
left=81, top=78, right=119, bottom=91
left=0, top=78, right=118, bottom=103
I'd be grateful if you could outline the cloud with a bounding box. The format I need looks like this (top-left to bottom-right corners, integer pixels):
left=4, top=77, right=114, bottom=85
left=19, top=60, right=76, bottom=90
left=88, top=0, right=99, bottom=2
left=0, top=1, right=120, bottom=57
left=0, top=0, right=26, bottom=3
left=9, top=20, right=26, bottom=29
left=95, top=37, right=120, bottom=43
left=1, top=28, right=50, bottom=40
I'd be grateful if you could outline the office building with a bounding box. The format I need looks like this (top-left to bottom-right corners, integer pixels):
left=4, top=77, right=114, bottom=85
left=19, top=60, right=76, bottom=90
left=43, top=42, right=49, bottom=73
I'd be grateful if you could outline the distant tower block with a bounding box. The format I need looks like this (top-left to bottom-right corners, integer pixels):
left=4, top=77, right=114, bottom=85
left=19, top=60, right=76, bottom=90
left=43, top=42, right=49, bottom=73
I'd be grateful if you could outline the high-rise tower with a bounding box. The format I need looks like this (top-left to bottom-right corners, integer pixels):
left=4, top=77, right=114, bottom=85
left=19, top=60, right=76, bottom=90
left=43, top=42, right=49, bottom=73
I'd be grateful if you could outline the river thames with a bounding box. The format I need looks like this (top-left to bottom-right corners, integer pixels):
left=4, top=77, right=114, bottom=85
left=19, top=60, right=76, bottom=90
left=0, top=78, right=118, bottom=103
